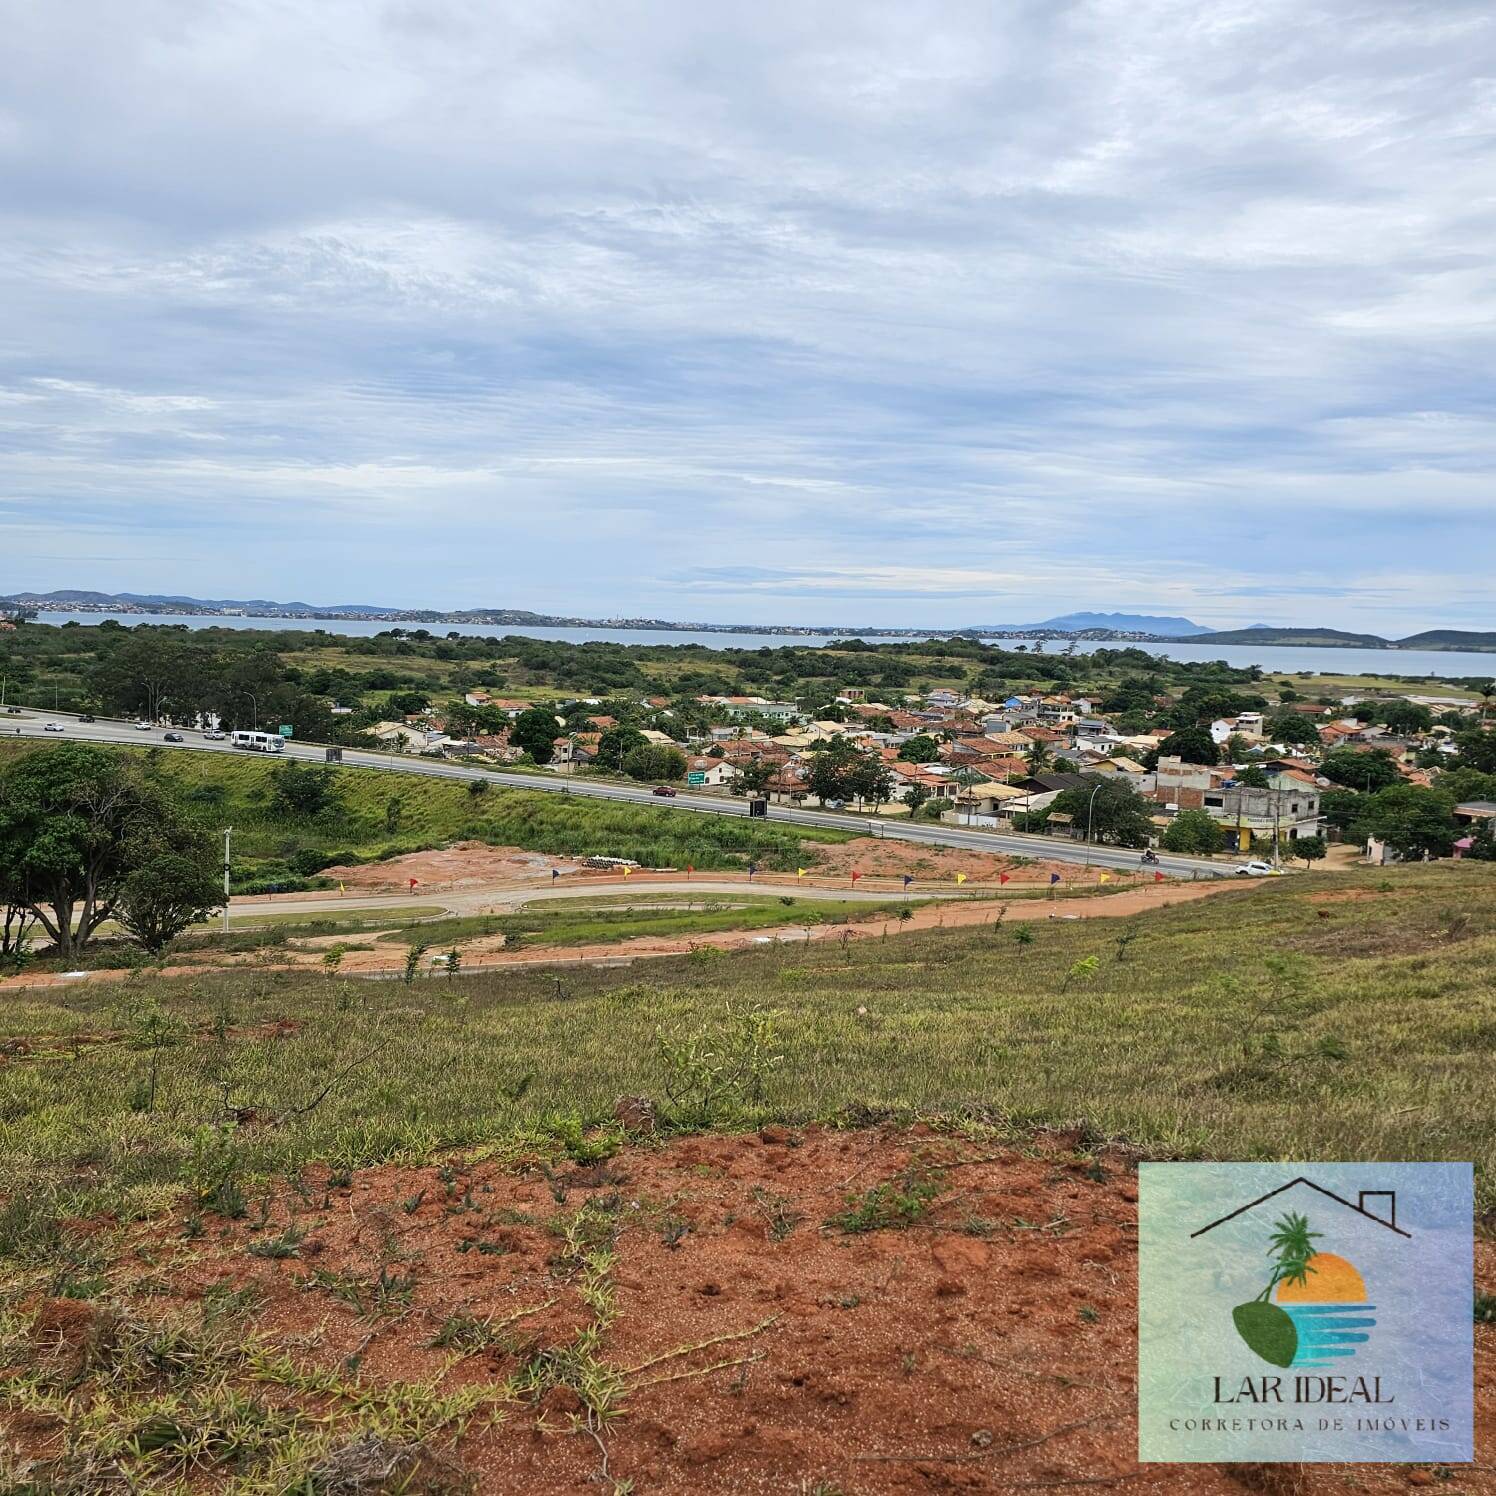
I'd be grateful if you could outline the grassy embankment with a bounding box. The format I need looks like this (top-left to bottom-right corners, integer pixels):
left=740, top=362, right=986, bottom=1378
left=1, top=862, right=1491, bottom=1491
left=0, top=741, right=851, bottom=893
left=1, top=861, right=1491, bottom=1245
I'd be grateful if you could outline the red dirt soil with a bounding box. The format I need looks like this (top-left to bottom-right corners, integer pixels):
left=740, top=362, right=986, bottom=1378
left=321, top=838, right=1128, bottom=896
left=323, top=842, right=578, bottom=893
left=18, top=1127, right=1491, bottom=1493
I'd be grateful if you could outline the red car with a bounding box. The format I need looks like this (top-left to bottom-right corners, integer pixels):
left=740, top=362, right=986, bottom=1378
left=652, top=784, right=677, bottom=797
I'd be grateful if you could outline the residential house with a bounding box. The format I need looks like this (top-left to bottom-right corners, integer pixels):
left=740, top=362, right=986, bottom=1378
left=684, top=757, right=737, bottom=788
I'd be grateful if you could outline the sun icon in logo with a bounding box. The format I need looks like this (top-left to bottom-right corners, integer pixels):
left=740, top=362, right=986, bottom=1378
left=1233, top=1214, right=1377, bottom=1369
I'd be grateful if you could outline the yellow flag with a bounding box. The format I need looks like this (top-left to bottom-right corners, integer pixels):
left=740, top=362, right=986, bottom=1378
left=797, top=867, right=807, bottom=878
left=1099, top=872, right=1110, bottom=884
left=338, top=881, right=345, bottom=894
left=622, top=865, right=631, bottom=877
left=955, top=872, right=967, bottom=884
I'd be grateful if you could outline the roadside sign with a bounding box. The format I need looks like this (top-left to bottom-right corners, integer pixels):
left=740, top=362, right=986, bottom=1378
left=687, top=771, right=706, bottom=786
left=278, top=724, right=294, bottom=737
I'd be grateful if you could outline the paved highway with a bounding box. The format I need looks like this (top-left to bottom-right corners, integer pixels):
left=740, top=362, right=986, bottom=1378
left=3, top=709, right=1242, bottom=879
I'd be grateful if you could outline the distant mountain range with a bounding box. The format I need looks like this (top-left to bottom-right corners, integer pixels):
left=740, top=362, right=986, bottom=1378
left=978, top=611, right=1206, bottom=636
left=5, top=591, right=1496, bottom=654
left=1180, top=625, right=1496, bottom=653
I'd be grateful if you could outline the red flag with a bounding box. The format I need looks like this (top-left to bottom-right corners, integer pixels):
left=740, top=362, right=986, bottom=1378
left=1154, top=870, right=1165, bottom=883
left=409, top=877, right=418, bottom=890
left=999, top=872, right=1010, bottom=885
left=687, top=863, right=694, bottom=876
left=851, top=869, right=862, bottom=883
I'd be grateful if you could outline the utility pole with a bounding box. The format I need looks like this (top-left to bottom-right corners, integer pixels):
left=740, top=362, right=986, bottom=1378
left=222, top=827, right=233, bottom=935
left=1083, top=781, right=1101, bottom=866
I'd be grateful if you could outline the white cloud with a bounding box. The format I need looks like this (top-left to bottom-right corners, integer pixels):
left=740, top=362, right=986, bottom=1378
left=0, top=0, right=1491, bottom=629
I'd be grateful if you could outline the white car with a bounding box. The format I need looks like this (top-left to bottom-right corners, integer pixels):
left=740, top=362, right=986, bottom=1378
left=204, top=729, right=226, bottom=740
left=1234, top=860, right=1278, bottom=877
left=134, top=721, right=152, bottom=731
left=44, top=721, right=65, bottom=732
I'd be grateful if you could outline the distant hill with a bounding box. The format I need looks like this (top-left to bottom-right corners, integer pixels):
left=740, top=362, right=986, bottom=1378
left=964, top=612, right=1205, bottom=636
left=5, top=589, right=392, bottom=615
left=1031, top=611, right=1204, bottom=636
left=1187, top=625, right=1496, bottom=655
left=1185, top=626, right=1390, bottom=648
left=1394, top=630, right=1496, bottom=653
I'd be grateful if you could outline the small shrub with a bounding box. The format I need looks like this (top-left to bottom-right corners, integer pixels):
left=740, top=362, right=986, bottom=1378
left=828, top=1165, right=944, bottom=1233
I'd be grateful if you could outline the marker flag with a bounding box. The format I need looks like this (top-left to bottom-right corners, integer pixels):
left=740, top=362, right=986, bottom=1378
left=338, top=881, right=345, bottom=895
left=851, top=869, right=862, bottom=883
left=687, top=863, right=694, bottom=876
left=1098, top=872, right=1110, bottom=884
left=954, top=871, right=967, bottom=885
left=748, top=862, right=757, bottom=880
left=551, top=868, right=559, bottom=881
left=902, top=875, right=913, bottom=888
left=1154, top=870, right=1166, bottom=883
left=622, top=865, right=631, bottom=877
left=409, top=877, right=418, bottom=891
left=1049, top=872, right=1061, bottom=885
left=999, top=872, right=1010, bottom=885
left=797, top=867, right=807, bottom=878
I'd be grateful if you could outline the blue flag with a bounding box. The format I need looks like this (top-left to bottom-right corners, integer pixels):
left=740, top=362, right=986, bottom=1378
left=1049, top=872, right=1061, bottom=885
left=903, top=875, right=913, bottom=888
left=551, top=868, right=559, bottom=881
left=747, top=862, right=757, bottom=880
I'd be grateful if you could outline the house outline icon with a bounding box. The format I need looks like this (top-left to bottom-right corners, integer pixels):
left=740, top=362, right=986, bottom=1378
left=1190, top=1175, right=1411, bottom=1239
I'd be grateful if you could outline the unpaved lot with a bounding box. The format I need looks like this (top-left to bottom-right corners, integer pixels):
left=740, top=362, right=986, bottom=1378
left=11, top=1127, right=1489, bottom=1493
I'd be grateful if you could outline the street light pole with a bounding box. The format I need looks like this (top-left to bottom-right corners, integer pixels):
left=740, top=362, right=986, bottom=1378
left=222, top=827, right=233, bottom=935
left=1084, top=782, right=1101, bottom=866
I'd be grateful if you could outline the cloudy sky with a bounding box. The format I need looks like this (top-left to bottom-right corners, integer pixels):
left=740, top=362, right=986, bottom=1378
left=2, top=1, right=1493, bottom=629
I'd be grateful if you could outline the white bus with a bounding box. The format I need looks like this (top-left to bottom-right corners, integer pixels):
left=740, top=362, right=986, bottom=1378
left=231, top=730, right=285, bottom=754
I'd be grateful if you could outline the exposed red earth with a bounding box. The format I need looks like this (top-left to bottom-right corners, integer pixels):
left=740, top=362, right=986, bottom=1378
left=11, top=1126, right=1491, bottom=1493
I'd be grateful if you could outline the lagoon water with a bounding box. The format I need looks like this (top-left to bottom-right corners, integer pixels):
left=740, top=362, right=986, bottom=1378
left=30, top=612, right=1496, bottom=682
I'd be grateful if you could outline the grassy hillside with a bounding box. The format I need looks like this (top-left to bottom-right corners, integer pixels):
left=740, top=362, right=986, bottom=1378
left=1, top=861, right=1491, bottom=1249
left=0, top=742, right=848, bottom=891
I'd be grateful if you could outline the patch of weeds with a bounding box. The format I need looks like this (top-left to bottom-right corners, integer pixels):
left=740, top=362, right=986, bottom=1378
left=655, top=1002, right=782, bottom=1128
left=1078, top=1305, right=1101, bottom=1324
left=301, top=1264, right=416, bottom=1317
left=1476, top=1291, right=1495, bottom=1324
left=247, top=1223, right=308, bottom=1260
left=827, top=1164, right=945, bottom=1233
left=401, top=1188, right=427, bottom=1214
left=750, top=1187, right=804, bottom=1243
left=660, top=1214, right=691, bottom=1250
left=189, top=1125, right=247, bottom=1220
left=200, top=1280, right=266, bottom=1321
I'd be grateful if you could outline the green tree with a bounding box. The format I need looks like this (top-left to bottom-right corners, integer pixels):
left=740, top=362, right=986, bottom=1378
left=1293, top=835, right=1327, bottom=867
left=897, top=734, right=940, bottom=764
left=1162, top=809, right=1224, bottom=855
left=596, top=724, right=648, bottom=770
left=1352, top=785, right=1457, bottom=861
left=271, top=761, right=339, bottom=819
left=1319, top=747, right=1399, bottom=792
left=1318, top=787, right=1362, bottom=833
left=621, top=743, right=687, bottom=782
left=1378, top=700, right=1433, bottom=736
left=114, top=815, right=220, bottom=954
left=1236, top=764, right=1270, bottom=788
left=1156, top=726, right=1219, bottom=766
left=1266, top=712, right=1320, bottom=747
left=731, top=759, right=776, bottom=796
left=1049, top=777, right=1153, bottom=848
left=848, top=754, right=896, bottom=811
left=510, top=707, right=561, bottom=764
left=1453, top=728, right=1496, bottom=775
left=0, top=745, right=206, bottom=959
